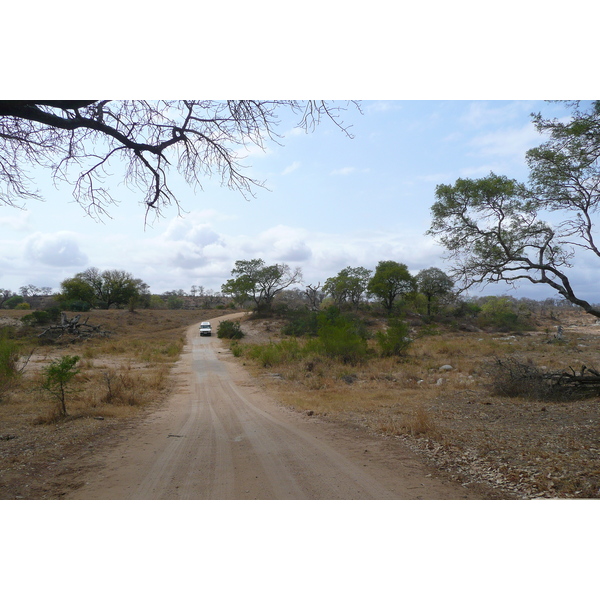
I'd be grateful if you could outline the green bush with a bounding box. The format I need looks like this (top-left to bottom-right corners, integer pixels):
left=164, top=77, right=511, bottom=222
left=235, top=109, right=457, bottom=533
left=217, top=320, right=245, bottom=339
left=477, top=297, right=532, bottom=331
left=317, top=309, right=368, bottom=365
left=4, top=295, right=25, bottom=309
left=376, top=318, right=412, bottom=357
left=167, top=297, right=184, bottom=309
left=41, top=355, right=80, bottom=417
left=281, top=309, right=319, bottom=337
left=21, top=310, right=59, bottom=326
left=246, top=338, right=309, bottom=367
left=62, top=300, right=91, bottom=312
left=230, top=341, right=243, bottom=357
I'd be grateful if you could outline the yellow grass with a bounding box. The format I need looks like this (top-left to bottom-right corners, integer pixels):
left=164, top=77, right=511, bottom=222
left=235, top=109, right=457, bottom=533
left=1, top=308, right=233, bottom=424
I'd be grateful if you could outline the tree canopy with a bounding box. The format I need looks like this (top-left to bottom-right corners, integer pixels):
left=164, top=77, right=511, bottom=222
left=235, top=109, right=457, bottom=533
left=367, top=260, right=415, bottom=312
left=416, top=267, right=454, bottom=316
left=0, top=100, right=359, bottom=219
left=221, top=259, right=303, bottom=313
left=58, top=267, right=148, bottom=309
left=324, top=267, right=372, bottom=309
left=428, top=101, right=600, bottom=319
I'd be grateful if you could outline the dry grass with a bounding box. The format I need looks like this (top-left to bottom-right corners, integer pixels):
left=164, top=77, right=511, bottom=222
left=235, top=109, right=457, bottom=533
left=4, top=305, right=600, bottom=499
left=234, top=311, right=600, bottom=499
left=0, top=308, right=234, bottom=499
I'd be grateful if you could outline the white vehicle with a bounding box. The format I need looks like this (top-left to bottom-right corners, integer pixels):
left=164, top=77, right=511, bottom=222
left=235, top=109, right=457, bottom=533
left=199, top=322, right=212, bottom=336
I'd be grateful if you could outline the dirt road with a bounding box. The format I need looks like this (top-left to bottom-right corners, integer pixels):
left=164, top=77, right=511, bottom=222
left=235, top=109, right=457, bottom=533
left=68, top=314, right=481, bottom=499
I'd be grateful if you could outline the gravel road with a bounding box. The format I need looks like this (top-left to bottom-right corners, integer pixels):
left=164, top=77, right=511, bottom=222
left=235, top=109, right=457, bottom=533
left=68, top=314, right=480, bottom=499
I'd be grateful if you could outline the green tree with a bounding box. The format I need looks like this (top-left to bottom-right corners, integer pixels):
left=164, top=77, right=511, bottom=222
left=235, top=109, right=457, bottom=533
left=367, top=261, right=415, bottom=313
left=0, top=101, right=359, bottom=219
left=58, top=268, right=148, bottom=309
left=41, top=355, right=80, bottom=417
left=56, top=277, right=96, bottom=309
left=221, top=259, right=302, bottom=314
left=0, top=289, right=14, bottom=308
left=323, top=267, right=372, bottom=309
left=428, top=101, right=600, bottom=319
left=415, top=267, right=454, bottom=316
left=4, top=295, right=25, bottom=309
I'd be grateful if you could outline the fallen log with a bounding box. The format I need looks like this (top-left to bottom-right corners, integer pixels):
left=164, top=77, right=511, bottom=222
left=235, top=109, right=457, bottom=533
left=549, top=365, right=600, bottom=387
left=39, top=313, right=110, bottom=340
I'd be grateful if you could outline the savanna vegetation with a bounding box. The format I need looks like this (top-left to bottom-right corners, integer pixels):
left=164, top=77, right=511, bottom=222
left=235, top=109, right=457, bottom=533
left=220, top=291, right=600, bottom=499
left=0, top=308, right=234, bottom=499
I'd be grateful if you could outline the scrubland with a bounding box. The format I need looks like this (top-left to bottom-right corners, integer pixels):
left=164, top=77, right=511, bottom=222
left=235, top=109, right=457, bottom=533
left=0, top=308, right=231, bottom=499
left=228, top=310, right=600, bottom=499
left=2, top=305, right=599, bottom=499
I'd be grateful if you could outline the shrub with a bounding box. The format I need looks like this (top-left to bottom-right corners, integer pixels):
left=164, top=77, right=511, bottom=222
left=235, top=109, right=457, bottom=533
left=317, top=311, right=368, bottom=365
left=217, top=320, right=245, bottom=339
left=41, top=355, right=81, bottom=417
left=62, top=300, right=91, bottom=312
left=167, top=296, right=184, bottom=309
left=4, top=295, right=25, bottom=309
left=376, top=317, right=412, bottom=357
left=246, top=338, right=308, bottom=367
left=477, top=297, right=532, bottom=331
left=0, top=336, right=20, bottom=384
left=21, top=310, right=57, bottom=326
left=282, top=309, right=319, bottom=337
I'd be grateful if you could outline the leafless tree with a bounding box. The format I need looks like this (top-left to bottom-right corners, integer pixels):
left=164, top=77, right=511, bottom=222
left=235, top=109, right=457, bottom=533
left=0, top=100, right=360, bottom=220
left=304, top=283, right=324, bottom=311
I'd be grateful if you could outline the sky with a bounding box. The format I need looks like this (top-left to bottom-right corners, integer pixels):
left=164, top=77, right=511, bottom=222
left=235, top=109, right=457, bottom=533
left=1, top=99, right=597, bottom=302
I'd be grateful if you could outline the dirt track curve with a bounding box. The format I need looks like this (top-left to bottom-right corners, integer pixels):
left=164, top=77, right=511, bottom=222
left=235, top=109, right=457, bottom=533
left=68, top=314, right=481, bottom=499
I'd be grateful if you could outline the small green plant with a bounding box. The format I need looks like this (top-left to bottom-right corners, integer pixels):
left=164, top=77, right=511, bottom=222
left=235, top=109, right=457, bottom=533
left=41, top=355, right=81, bottom=417
left=0, top=336, right=19, bottom=380
left=247, top=338, right=306, bottom=367
left=230, top=341, right=243, bottom=357
left=0, top=336, right=20, bottom=400
left=217, top=320, right=245, bottom=339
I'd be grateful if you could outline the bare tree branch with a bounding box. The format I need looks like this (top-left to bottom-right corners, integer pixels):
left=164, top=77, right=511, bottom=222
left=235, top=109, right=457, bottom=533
left=0, top=100, right=361, bottom=221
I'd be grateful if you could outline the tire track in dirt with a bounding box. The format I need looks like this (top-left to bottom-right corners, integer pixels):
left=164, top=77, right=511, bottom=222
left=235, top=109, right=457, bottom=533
left=68, top=313, right=481, bottom=500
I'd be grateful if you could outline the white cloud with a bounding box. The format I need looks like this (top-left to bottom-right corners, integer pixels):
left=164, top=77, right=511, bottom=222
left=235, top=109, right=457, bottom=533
left=0, top=211, right=32, bottom=232
left=282, top=161, right=301, bottom=175
left=468, top=123, right=543, bottom=160
left=460, top=101, right=536, bottom=129
left=24, top=232, right=88, bottom=267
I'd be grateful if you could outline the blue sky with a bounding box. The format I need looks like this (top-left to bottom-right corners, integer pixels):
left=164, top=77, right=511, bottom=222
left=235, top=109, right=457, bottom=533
left=3, top=0, right=597, bottom=306
left=2, top=99, right=597, bottom=302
